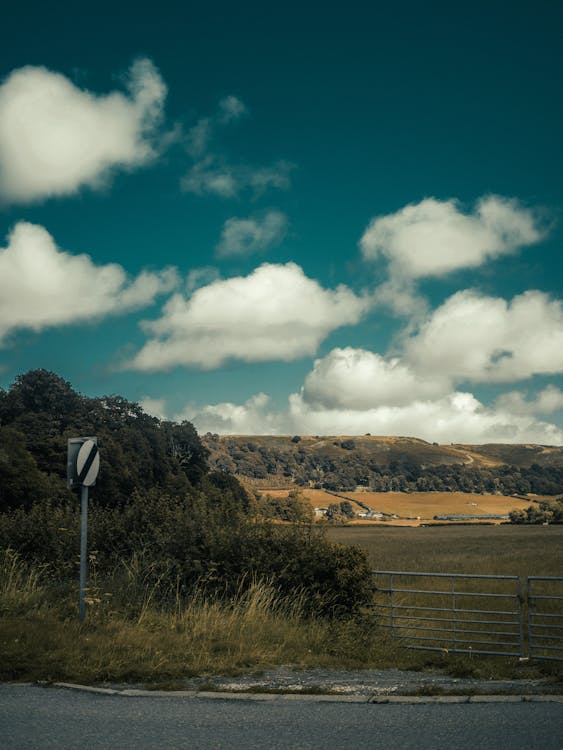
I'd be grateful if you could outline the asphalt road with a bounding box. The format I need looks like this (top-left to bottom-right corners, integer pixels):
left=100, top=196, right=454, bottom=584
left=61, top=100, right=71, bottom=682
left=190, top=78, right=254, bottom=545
left=1, top=685, right=562, bottom=750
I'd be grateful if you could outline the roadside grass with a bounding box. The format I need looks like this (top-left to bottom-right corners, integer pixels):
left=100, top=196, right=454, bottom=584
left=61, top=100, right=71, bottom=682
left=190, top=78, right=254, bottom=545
left=0, top=548, right=392, bottom=684
left=1, top=548, right=561, bottom=686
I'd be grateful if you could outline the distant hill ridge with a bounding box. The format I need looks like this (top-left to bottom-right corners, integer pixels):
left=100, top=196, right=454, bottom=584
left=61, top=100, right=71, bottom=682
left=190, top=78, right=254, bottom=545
left=202, top=434, right=563, bottom=495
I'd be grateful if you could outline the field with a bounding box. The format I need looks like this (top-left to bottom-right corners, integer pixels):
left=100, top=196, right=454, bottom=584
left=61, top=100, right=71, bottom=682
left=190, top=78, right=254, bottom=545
left=326, top=524, right=563, bottom=578
left=263, top=489, right=532, bottom=524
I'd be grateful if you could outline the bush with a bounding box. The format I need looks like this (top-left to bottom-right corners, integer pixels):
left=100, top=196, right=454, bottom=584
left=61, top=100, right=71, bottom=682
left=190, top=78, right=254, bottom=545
left=0, top=488, right=372, bottom=618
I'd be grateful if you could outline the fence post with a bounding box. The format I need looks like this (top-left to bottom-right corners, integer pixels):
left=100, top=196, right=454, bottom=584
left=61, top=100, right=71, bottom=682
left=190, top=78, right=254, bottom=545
left=526, top=577, right=533, bottom=659
left=390, top=573, right=395, bottom=635
left=451, top=575, right=456, bottom=651
left=518, top=576, right=531, bottom=659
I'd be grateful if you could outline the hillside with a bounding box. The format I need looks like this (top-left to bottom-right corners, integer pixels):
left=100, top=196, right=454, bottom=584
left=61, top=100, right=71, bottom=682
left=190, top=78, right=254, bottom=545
left=202, top=434, right=563, bottom=496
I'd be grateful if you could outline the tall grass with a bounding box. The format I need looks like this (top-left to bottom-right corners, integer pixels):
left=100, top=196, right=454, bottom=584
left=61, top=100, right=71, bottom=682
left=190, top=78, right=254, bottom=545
left=1, top=541, right=560, bottom=685
left=0, top=549, right=398, bottom=684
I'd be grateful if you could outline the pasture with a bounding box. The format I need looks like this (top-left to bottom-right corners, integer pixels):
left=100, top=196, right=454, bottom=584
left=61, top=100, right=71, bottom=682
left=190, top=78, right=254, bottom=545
left=326, top=524, right=563, bottom=578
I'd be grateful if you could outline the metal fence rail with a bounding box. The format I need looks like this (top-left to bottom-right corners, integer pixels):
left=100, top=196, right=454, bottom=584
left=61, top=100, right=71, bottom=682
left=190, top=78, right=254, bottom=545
left=372, top=571, right=524, bottom=658
left=527, top=577, right=563, bottom=662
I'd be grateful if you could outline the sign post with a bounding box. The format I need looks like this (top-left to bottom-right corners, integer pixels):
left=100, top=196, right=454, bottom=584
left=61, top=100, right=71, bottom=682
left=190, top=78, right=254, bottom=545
left=67, top=437, right=100, bottom=623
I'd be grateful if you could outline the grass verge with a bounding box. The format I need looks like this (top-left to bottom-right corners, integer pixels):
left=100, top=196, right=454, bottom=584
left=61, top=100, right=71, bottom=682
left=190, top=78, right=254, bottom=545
left=1, top=549, right=560, bottom=686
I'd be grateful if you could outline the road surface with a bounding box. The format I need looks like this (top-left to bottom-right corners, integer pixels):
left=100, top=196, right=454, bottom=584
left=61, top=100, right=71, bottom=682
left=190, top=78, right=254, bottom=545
left=1, top=685, right=562, bottom=750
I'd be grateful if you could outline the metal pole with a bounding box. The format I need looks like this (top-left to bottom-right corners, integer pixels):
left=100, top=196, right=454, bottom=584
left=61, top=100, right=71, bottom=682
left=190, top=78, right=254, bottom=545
left=526, top=577, right=533, bottom=659
left=79, top=484, right=88, bottom=623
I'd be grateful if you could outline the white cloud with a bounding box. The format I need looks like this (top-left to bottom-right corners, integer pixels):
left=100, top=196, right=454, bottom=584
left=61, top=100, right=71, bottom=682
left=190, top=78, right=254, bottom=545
left=301, top=347, right=449, bottom=409
left=287, top=390, right=563, bottom=444
left=405, top=289, right=563, bottom=382
left=0, top=222, right=178, bottom=343
left=167, top=344, right=563, bottom=443
left=360, top=196, right=545, bottom=279
left=0, top=58, right=166, bottom=203
left=215, top=210, right=288, bottom=257
left=178, top=385, right=563, bottom=444
left=128, top=262, right=368, bottom=370
left=288, top=347, right=563, bottom=443
left=495, top=386, right=563, bottom=416
left=188, top=393, right=280, bottom=434
left=181, top=157, right=293, bottom=198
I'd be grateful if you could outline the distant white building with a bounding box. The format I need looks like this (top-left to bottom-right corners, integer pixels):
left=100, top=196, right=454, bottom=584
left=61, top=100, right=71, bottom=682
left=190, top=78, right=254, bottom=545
left=357, top=510, right=383, bottom=520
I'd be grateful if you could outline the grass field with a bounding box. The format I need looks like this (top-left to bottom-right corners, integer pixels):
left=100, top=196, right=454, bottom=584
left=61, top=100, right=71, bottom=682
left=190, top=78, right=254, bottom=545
left=264, top=489, right=532, bottom=524
left=326, top=524, right=563, bottom=578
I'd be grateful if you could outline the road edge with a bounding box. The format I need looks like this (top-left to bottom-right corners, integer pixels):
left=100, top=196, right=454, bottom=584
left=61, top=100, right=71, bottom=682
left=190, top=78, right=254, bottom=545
left=49, top=682, right=563, bottom=704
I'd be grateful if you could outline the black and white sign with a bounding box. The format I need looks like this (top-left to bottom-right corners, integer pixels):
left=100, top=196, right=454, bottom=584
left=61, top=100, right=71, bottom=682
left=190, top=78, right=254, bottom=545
left=76, top=439, right=100, bottom=487
left=67, top=436, right=99, bottom=488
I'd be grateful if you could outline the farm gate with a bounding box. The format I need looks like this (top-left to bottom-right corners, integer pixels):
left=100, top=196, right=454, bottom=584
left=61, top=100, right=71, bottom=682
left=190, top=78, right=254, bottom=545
left=372, top=571, right=563, bottom=661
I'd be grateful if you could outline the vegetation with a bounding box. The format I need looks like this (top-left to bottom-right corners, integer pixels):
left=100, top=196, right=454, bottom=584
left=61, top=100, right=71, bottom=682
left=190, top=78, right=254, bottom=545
left=509, top=499, right=563, bottom=525
left=257, top=489, right=313, bottom=523
left=1, top=370, right=562, bottom=685
left=0, top=549, right=390, bottom=683
left=203, top=434, right=563, bottom=495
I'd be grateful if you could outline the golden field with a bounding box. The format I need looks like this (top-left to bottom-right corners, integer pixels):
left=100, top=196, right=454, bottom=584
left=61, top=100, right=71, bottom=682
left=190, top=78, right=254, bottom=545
left=262, top=488, right=532, bottom=524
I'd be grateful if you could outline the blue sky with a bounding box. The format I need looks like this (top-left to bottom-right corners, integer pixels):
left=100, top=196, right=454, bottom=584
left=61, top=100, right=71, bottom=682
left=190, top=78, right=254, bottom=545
left=1, top=1, right=563, bottom=442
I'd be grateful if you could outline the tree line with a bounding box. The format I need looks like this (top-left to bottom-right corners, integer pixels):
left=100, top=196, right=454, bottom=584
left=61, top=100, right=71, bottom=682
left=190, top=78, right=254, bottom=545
left=204, top=436, right=563, bottom=496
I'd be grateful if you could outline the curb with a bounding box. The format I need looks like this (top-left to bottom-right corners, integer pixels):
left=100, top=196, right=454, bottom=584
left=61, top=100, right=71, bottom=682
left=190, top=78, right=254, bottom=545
left=53, top=683, right=563, bottom=704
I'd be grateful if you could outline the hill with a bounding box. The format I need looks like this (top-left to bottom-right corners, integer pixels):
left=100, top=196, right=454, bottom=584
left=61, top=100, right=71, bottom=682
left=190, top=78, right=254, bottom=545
left=202, top=434, right=563, bottom=496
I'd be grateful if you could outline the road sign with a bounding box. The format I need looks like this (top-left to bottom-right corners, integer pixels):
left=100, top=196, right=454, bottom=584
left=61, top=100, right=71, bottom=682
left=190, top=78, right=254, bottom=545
left=76, top=439, right=100, bottom=487
left=66, top=436, right=100, bottom=622
left=67, top=436, right=98, bottom=488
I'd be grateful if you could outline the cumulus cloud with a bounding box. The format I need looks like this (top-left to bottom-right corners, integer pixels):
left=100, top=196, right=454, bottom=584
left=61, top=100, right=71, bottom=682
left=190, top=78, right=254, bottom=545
left=215, top=210, right=288, bottom=258
left=0, top=222, right=178, bottom=343
left=360, top=196, right=545, bottom=279
left=187, top=393, right=281, bottom=434
left=178, top=385, right=563, bottom=444
left=287, top=390, right=563, bottom=444
left=405, top=289, right=563, bottom=382
left=495, top=386, right=563, bottom=416
left=288, top=347, right=563, bottom=443
left=0, top=58, right=166, bottom=203
left=165, top=343, right=563, bottom=444
left=301, top=347, right=449, bottom=409
left=128, top=262, right=368, bottom=370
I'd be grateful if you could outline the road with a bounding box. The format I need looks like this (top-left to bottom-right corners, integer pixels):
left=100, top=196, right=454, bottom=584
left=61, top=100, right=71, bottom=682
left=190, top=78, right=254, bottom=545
left=1, top=685, right=562, bottom=750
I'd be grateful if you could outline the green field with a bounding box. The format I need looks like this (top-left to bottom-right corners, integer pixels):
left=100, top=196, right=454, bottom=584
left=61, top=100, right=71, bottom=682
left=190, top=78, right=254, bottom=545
left=326, top=524, right=563, bottom=578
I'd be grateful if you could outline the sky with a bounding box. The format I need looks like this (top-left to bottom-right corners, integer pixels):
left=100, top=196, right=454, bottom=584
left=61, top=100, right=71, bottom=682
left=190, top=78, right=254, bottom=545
left=1, top=1, right=563, bottom=443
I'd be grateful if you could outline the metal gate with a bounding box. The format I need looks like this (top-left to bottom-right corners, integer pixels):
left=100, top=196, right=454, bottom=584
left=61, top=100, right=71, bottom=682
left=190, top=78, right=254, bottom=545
left=527, top=577, right=563, bottom=662
left=372, top=571, right=525, bottom=657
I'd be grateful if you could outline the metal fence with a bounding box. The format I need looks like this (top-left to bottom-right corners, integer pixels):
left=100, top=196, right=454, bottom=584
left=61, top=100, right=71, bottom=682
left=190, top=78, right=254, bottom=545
left=372, top=571, right=525, bottom=658
left=527, top=577, right=563, bottom=662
